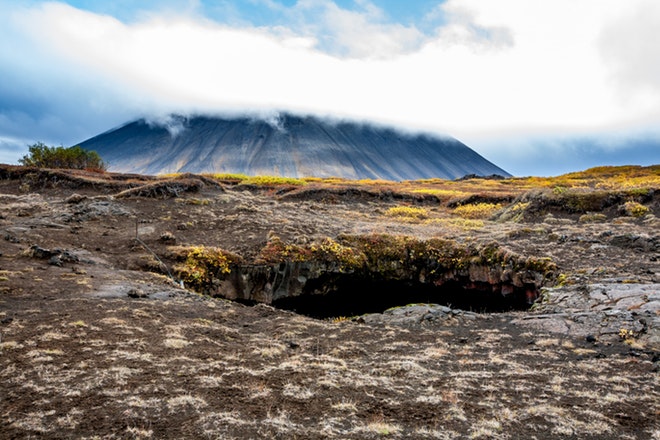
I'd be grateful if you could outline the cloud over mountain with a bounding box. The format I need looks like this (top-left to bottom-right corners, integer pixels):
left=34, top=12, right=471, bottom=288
left=77, top=113, right=510, bottom=180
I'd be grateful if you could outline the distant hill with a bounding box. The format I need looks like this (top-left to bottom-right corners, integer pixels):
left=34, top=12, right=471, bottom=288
left=77, top=113, right=510, bottom=180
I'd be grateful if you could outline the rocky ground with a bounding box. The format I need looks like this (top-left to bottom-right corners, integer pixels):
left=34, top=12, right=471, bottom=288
left=0, top=166, right=658, bottom=439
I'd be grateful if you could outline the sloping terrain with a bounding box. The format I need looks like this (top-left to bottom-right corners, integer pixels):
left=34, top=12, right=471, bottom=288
left=0, top=165, right=659, bottom=439
left=77, top=114, right=510, bottom=180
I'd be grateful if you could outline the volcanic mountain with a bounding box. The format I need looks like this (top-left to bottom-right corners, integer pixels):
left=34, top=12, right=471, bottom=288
left=77, top=114, right=510, bottom=180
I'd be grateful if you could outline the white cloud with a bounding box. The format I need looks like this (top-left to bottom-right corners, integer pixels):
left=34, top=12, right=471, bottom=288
left=287, top=0, right=426, bottom=58
left=1, top=0, right=659, bottom=168
left=598, top=0, right=660, bottom=119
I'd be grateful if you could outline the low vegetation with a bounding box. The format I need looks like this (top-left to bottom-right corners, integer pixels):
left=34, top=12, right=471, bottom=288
left=239, top=175, right=307, bottom=186
left=169, top=246, right=243, bottom=292
left=452, top=202, right=502, bottom=219
left=0, top=163, right=658, bottom=439
left=19, top=143, right=106, bottom=171
left=385, top=205, right=430, bottom=220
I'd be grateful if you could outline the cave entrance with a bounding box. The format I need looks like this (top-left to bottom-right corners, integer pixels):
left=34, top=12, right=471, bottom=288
left=271, top=278, right=538, bottom=320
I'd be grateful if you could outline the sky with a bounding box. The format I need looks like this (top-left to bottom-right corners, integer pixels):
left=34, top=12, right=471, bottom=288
left=1, top=0, right=659, bottom=176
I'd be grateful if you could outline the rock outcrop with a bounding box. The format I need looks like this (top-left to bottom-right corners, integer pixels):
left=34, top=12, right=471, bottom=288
left=517, top=283, right=660, bottom=347
left=174, top=236, right=557, bottom=317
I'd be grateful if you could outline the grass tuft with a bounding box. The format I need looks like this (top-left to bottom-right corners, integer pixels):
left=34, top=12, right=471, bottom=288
left=453, top=203, right=502, bottom=219
left=386, top=205, right=430, bottom=220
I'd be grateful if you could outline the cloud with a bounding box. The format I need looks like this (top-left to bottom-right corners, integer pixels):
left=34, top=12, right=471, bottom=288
left=598, top=0, right=660, bottom=107
left=284, top=0, right=426, bottom=58
left=481, top=134, right=660, bottom=177
left=0, top=0, right=659, bottom=171
left=145, top=114, right=189, bottom=137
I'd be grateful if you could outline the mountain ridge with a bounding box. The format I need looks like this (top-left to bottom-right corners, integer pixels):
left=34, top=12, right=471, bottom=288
left=77, top=113, right=510, bottom=180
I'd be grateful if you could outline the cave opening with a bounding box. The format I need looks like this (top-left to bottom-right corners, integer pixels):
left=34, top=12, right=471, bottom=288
left=271, top=277, right=539, bottom=320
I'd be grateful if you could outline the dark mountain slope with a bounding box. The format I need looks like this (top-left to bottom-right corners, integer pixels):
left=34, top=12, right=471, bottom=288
left=77, top=114, right=510, bottom=180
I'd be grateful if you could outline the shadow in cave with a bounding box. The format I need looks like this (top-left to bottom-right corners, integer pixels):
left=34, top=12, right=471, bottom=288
left=271, top=277, right=538, bottom=319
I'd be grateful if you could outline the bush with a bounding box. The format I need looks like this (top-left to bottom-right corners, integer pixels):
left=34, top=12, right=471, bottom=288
left=620, top=201, right=650, bottom=218
left=578, top=213, right=607, bottom=223
left=239, top=175, right=307, bottom=186
left=172, top=246, right=242, bottom=292
left=453, top=203, right=502, bottom=219
left=386, top=206, right=430, bottom=220
left=19, top=143, right=106, bottom=171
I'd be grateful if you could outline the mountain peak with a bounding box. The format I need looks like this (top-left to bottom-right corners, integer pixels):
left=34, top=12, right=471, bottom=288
left=77, top=113, right=510, bottom=180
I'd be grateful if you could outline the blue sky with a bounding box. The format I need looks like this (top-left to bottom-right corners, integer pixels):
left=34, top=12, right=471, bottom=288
left=1, top=0, right=659, bottom=176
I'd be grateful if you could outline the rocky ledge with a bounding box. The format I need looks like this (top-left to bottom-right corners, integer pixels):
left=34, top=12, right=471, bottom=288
left=518, top=282, right=660, bottom=347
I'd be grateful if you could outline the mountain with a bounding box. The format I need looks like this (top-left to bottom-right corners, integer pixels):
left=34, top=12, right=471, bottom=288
left=77, top=114, right=510, bottom=180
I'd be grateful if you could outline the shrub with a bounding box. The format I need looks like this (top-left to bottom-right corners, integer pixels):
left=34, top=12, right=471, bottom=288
left=172, top=246, right=242, bottom=291
left=257, top=235, right=312, bottom=263
left=386, top=206, right=429, bottom=220
left=409, top=189, right=468, bottom=199
left=310, top=237, right=366, bottom=270
left=620, top=201, right=650, bottom=218
left=205, top=173, right=249, bottom=182
left=578, top=213, right=607, bottom=223
left=19, top=143, right=106, bottom=171
left=239, top=176, right=307, bottom=186
left=453, top=203, right=502, bottom=219
left=435, top=218, right=485, bottom=230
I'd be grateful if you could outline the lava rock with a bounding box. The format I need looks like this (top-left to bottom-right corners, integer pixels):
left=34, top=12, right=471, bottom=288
left=127, top=288, right=148, bottom=299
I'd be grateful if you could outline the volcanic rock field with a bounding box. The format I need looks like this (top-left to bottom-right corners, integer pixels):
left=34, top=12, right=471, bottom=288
left=0, top=165, right=658, bottom=439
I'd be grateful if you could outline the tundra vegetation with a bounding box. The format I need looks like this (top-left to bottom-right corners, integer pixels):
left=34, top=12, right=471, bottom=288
left=0, top=163, right=658, bottom=439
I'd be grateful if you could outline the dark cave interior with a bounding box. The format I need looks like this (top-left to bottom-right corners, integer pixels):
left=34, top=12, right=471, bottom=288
left=271, top=277, right=538, bottom=319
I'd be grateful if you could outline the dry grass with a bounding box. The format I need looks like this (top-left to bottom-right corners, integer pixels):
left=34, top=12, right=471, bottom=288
left=385, top=205, right=430, bottom=220
left=453, top=203, right=502, bottom=219
left=1, top=297, right=657, bottom=438
left=0, top=163, right=658, bottom=438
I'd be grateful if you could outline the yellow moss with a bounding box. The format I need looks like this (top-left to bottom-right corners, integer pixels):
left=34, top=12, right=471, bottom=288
left=453, top=203, right=502, bottom=219
left=239, top=176, right=307, bottom=186
left=330, top=316, right=352, bottom=323
left=435, top=218, right=485, bottom=230
left=385, top=206, right=430, bottom=220
left=311, top=237, right=366, bottom=270
left=409, top=189, right=468, bottom=198
left=204, top=173, right=249, bottom=181
left=355, top=178, right=394, bottom=185
left=579, top=213, right=607, bottom=223
left=621, top=201, right=650, bottom=218
left=173, top=246, right=241, bottom=291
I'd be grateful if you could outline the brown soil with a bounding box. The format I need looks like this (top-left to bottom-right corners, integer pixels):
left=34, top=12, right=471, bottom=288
left=0, top=168, right=658, bottom=439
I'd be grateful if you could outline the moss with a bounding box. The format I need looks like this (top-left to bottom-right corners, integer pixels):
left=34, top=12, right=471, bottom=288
left=239, top=176, right=307, bottom=186
left=562, top=191, right=611, bottom=213
left=579, top=213, right=607, bottom=223
left=555, top=274, right=569, bottom=287
left=205, top=173, right=249, bottom=181
left=171, top=246, right=243, bottom=292
left=620, top=201, right=650, bottom=218
left=453, top=203, right=502, bottom=219
left=256, top=236, right=312, bottom=264
left=409, top=188, right=468, bottom=199
left=385, top=205, right=430, bottom=220
left=252, top=234, right=556, bottom=290
left=310, top=237, right=366, bottom=271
